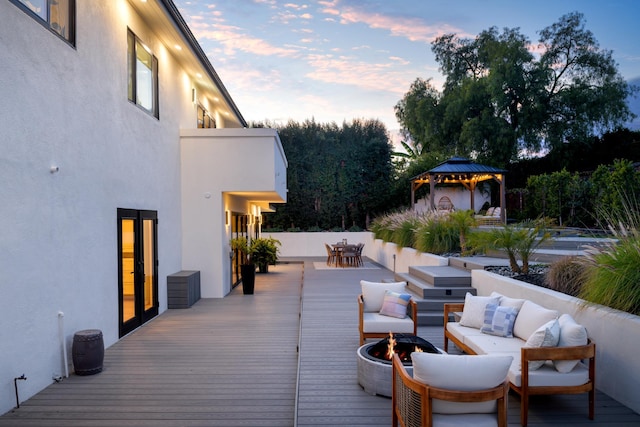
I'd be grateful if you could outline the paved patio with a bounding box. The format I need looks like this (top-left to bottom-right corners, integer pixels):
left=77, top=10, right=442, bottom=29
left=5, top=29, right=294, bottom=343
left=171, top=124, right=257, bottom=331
left=1, top=259, right=638, bottom=426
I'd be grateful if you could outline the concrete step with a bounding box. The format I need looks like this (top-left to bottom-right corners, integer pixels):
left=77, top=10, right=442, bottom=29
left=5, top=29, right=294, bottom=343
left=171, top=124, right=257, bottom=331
left=395, top=271, right=474, bottom=299
left=407, top=265, right=471, bottom=287
left=416, top=311, right=446, bottom=326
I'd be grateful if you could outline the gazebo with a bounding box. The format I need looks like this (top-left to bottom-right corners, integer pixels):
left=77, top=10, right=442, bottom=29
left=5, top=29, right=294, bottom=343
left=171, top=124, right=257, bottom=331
left=411, top=157, right=507, bottom=223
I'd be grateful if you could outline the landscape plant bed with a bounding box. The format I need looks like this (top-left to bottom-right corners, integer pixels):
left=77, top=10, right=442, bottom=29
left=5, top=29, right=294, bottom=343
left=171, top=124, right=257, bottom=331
left=485, top=265, right=549, bottom=288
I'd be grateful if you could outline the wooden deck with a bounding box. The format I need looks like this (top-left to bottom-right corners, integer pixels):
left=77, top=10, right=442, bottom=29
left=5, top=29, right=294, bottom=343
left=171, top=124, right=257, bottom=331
left=1, top=259, right=639, bottom=426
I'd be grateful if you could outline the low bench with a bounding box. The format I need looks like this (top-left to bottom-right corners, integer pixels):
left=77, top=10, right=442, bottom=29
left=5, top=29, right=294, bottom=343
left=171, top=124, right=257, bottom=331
left=443, top=293, right=595, bottom=426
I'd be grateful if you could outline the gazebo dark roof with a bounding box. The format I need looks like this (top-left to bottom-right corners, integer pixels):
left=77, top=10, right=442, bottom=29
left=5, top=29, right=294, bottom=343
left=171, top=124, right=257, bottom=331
left=411, top=157, right=508, bottom=222
left=412, top=157, right=506, bottom=180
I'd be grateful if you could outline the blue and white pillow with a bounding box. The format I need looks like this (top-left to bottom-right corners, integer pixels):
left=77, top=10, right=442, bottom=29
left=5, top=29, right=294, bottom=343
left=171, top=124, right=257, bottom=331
left=481, top=303, right=519, bottom=337
left=379, top=290, right=411, bottom=319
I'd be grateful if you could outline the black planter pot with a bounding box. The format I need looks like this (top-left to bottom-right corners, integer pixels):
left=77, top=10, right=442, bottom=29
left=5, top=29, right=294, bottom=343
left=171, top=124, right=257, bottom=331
left=258, top=263, right=269, bottom=274
left=240, top=264, right=256, bottom=294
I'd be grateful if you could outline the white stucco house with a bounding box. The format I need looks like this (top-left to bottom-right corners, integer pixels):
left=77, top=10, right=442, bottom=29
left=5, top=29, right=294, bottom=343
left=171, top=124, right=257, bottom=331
left=0, top=0, right=287, bottom=415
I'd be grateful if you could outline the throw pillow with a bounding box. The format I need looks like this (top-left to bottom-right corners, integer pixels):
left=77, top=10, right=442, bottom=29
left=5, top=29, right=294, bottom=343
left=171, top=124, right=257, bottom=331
left=524, top=318, right=560, bottom=370
left=490, top=291, right=526, bottom=311
left=459, top=293, right=500, bottom=329
left=360, top=280, right=407, bottom=312
left=513, top=300, right=559, bottom=341
left=554, top=314, right=589, bottom=373
left=379, top=290, right=411, bottom=319
left=481, top=303, right=519, bottom=337
left=411, top=352, right=513, bottom=414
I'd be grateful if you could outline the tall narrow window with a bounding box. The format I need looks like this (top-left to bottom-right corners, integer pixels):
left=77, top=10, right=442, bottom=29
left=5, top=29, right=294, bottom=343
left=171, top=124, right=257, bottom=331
left=11, top=0, right=76, bottom=44
left=127, top=29, right=159, bottom=119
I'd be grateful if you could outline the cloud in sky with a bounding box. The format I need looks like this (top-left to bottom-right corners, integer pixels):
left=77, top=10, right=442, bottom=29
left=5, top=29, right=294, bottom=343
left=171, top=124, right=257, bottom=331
left=175, top=0, right=640, bottom=131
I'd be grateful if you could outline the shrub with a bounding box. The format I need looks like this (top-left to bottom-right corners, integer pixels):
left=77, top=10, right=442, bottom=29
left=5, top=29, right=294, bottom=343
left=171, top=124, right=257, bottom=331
left=415, top=217, right=459, bottom=254
left=306, top=226, right=324, bottom=232
left=545, top=256, right=585, bottom=297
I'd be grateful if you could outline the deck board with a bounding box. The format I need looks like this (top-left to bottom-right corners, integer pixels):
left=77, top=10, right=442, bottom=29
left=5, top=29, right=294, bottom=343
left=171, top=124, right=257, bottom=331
left=1, top=258, right=639, bottom=426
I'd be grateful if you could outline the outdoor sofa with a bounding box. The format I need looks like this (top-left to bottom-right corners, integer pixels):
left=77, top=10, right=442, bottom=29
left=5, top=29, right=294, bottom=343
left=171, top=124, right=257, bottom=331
left=444, top=292, right=595, bottom=426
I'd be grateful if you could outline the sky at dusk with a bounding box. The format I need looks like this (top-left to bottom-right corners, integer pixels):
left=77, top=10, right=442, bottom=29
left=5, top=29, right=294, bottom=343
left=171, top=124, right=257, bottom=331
left=173, top=0, right=640, bottom=135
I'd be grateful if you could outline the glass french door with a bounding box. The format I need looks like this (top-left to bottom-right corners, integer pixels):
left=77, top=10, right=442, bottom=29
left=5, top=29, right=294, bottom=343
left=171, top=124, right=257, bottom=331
left=118, top=209, right=158, bottom=337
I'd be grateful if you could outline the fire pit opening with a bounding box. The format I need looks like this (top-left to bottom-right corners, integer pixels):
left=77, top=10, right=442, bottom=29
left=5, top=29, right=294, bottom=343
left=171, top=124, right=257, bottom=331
left=363, top=333, right=439, bottom=365
left=357, top=333, right=442, bottom=397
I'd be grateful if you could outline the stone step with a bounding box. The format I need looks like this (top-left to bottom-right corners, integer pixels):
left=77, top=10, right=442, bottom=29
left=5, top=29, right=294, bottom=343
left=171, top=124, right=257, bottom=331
left=395, top=271, right=474, bottom=299
left=416, top=311, right=446, bottom=326
left=407, top=265, right=471, bottom=287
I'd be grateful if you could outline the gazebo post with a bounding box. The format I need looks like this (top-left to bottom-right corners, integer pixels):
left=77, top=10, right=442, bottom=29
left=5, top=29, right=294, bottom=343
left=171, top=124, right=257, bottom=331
left=500, top=174, right=506, bottom=223
left=429, top=178, right=436, bottom=210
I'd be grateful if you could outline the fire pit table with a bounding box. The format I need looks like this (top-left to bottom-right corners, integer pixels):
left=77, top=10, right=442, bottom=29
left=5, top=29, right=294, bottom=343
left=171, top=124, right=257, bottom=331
left=357, top=333, right=442, bottom=397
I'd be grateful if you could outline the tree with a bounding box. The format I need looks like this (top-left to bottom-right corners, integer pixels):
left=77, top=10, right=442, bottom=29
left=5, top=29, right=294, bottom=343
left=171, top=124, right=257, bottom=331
left=396, top=12, right=637, bottom=168
left=262, top=119, right=395, bottom=230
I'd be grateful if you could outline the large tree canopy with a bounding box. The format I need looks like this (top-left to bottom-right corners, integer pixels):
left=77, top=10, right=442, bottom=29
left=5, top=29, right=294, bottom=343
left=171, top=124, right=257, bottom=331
left=395, top=12, right=637, bottom=167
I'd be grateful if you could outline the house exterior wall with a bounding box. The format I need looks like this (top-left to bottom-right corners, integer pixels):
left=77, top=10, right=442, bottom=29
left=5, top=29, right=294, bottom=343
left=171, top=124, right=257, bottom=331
left=0, top=0, right=199, bottom=414
left=180, top=128, right=288, bottom=298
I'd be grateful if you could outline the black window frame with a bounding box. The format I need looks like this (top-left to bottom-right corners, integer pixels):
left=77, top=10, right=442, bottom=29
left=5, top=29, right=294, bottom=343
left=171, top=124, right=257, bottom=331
left=127, top=28, right=160, bottom=120
left=10, top=0, right=76, bottom=46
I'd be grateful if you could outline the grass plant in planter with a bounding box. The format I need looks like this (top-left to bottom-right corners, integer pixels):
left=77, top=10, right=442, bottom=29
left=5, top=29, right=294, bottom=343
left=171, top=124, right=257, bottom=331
left=250, top=237, right=281, bottom=273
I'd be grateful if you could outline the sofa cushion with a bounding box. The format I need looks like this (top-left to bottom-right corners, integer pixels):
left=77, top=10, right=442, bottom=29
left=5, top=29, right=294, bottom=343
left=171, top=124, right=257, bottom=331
left=463, top=333, right=526, bottom=356
left=459, top=293, right=500, bottom=329
left=490, top=291, right=526, bottom=311
left=361, top=312, right=414, bottom=333
left=554, top=314, right=589, bottom=373
left=524, top=319, right=560, bottom=370
left=481, top=304, right=519, bottom=338
left=379, top=290, right=411, bottom=319
left=513, top=300, right=559, bottom=341
left=509, top=361, right=590, bottom=388
left=411, top=352, right=512, bottom=414
left=360, top=280, right=407, bottom=312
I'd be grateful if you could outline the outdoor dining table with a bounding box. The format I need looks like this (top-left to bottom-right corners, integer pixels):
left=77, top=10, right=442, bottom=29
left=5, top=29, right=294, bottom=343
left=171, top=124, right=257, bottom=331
left=330, top=242, right=361, bottom=267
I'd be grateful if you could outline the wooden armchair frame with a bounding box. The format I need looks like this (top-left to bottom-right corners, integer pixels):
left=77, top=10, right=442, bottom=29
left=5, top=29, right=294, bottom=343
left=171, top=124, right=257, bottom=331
left=392, top=353, right=509, bottom=427
left=358, top=294, right=417, bottom=346
left=443, top=303, right=596, bottom=426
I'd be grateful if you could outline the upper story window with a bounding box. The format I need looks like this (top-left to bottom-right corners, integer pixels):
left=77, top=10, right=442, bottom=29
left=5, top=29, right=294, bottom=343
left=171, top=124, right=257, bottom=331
left=127, top=29, right=159, bottom=119
left=197, top=104, right=216, bottom=128
left=11, top=0, right=76, bottom=45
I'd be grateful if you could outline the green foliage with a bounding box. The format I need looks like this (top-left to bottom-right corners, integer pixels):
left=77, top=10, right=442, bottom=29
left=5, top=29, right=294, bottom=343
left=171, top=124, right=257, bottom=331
left=544, top=256, right=585, bottom=297
left=590, top=159, right=640, bottom=225
left=306, top=226, right=324, bottom=232
left=395, top=12, right=636, bottom=168
left=414, top=217, right=460, bottom=254
left=249, top=237, right=281, bottom=271
left=261, top=118, right=395, bottom=230
left=526, top=169, right=589, bottom=227
left=230, top=237, right=250, bottom=264
left=470, top=219, right=551, bottom=274
left=578, top=196, right=640, bottom=315
left=446, top=210, right=476, bottom=253
left=580, top=236, right=640, bottom=316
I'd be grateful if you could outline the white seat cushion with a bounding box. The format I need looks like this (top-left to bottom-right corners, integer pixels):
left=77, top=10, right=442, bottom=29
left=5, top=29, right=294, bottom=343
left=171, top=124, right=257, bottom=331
left=361, top=312, right=414, bottom=333
left=509, top=361, right=590, bottom=388
left=464, top=333, right=526, bottom=355
left=360, top=280, right=407, bottom=312
left=490, top=291, right=526, bottom=311
left=411, top=353, right=512, bottom=415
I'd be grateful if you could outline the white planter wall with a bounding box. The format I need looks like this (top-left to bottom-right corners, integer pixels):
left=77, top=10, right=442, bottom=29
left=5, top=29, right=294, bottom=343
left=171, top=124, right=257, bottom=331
left=472, top=270, right=640, bottom=415
left=265, top=232, right=448, bottom=272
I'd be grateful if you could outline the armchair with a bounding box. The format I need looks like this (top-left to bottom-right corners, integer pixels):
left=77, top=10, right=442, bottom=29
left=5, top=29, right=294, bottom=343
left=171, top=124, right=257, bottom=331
left=358, top=280, right=417, bottom=346
left=392, top=352, right=512, bottom=427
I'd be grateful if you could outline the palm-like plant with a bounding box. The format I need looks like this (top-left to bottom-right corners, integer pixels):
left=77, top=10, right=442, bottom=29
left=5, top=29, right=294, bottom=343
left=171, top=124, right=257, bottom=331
left=470, top=218, right=551, bottom=274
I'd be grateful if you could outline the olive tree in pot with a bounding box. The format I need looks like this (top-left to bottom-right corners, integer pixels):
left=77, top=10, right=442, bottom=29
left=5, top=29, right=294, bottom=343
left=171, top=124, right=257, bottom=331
left=230, top=237, right=256, bottom=294
left=250, top=237, right=281, bottom=273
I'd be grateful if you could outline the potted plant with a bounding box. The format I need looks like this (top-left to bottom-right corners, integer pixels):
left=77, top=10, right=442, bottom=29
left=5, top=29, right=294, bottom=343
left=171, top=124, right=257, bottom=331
left=250, top=237, right=281, bottom=273
left=230, top=237, right=256, bottom=294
